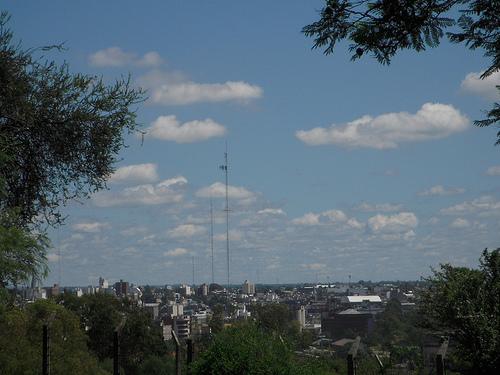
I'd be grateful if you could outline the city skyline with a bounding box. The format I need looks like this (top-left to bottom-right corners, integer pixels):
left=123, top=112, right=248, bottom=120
left=5, top=1, right=500, bottom=285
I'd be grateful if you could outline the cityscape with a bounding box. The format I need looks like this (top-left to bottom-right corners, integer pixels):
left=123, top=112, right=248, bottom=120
left=1, top=1, right=499, bottom=374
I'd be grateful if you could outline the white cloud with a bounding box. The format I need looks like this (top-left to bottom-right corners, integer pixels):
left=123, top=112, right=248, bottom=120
left=461, top=71, right=500, bottom=101
left=150, top=80, right=263, bottom=105
left=486, top=166, right=500, bottom=176
left=145, top=115, right=226, bottom=143
left=441, top=196, right=500, bottom=215
left=368, top=212, right=418, bottom=233
left=291, top=213, right=320, bottom=226
left=196, top=182, right=256, bottom=204
left=88, top=47, right=164, bottom=67
left=257, top=208, right=286, bottom=216
left=450, top=218, right=470, bottom=228
left=355, top=202, right=402, bottom=212
left=346, top=218, right=364, bottom=229
left=214, top=229, right=243, bottom=242
left=73, top=221, right=109, bottom=233
left=164, top=248, right=189, bottom=257
left=291, top=209, right=349, bottom=226
left=167, top=224, right=206, bottom=239
left=94, top=176, right=187, bottom=207
left=301, top=263, right=326, bottom=271
left=296, top=103, right=469, bottom=149
left=109, top=163, right=159, bottom=184
left=418, top=185, right=465, bottom=196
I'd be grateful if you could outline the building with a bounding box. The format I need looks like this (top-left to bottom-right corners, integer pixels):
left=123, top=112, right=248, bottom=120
left=242, top=280, right=255, bottom=295
left=143, top=303, right=160, bottom=320
left=173, top=315, right=191, bottom=339
left=295, top=306, right=306, bottom=330
left=179, top=284, right=191, bottom=297
left=99, top=276, right=108, bottom=289
left=321, top=309, right=374, bottom=340
left=198, top=283, right=209, bottom=296
left=114, top=280, right=129, bottom=297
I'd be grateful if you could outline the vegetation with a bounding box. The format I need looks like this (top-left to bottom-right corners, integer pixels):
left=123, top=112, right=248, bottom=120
left=0, top=11, right=143, bottom=288
left=303, top=0, right=499, bottom=141
left=418, top=248, right=500, bottom=373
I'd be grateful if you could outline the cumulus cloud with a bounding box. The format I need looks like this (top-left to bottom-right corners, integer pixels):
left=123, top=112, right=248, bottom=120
left=355, top=202, right=402, bottom=212
left=164, top=248, right=189, bottom=257
left=93, top=176, right=187, bottom=207
left=450, top=218, right=470, bottom=228
left=257, top=208, right=286, bottom=216
left=461, top=71, right=500, bottom=101
left=149, top=80, right=263, bottom=105
left=167, top=224, right=206, bottom=239
left=73, top=221, right=110, bottom=233
left=291, top=209, right=353, bottom=226
left=135, top=64, right=263, bottom=106
left=296, top=103, right=468, bottom=149
left=109, top=163, right=159, bottom=184
left=486, top=166, right=500, bottom=176
left=301, top=263, right=326, bottom=271
left=214, top=229, right=243, bottom=242
left=368, top=212, right=418, bottom=233
left=441, top=196, right=500, bottom=216
left=196, top=182, right=256, bottom=204
left=89, top=47, right=163, bottom=67
left=418, top=185, right=465, bottom=196
left=145, top=115, right=226, bottom=143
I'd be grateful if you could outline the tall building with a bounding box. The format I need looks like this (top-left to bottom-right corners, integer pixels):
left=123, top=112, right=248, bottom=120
left=114, top=279, right=129, bottom=297
left=242, top=280, right=255, bottom=295
left=99, top=277, right=108, bottom=289
left=295, top=306, right=306, bottom=331
left=198, top=283, right=209, bottom=296
left=179, top=284, right=191, bottom=297
left=173, top=316, right=191, bottom=339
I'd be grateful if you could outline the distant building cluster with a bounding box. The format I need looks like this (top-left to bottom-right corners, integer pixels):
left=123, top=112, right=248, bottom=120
left=17, top=275, right=417, bottom=348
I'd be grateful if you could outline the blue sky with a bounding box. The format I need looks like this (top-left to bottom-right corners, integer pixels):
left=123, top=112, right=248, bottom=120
left=6, top=1, right=500, bottom=286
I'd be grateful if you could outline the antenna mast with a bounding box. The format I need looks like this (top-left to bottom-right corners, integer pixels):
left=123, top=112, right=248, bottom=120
left=210, top=198, right=215, bottom=285
left=219, top=142, right=230, bottom=294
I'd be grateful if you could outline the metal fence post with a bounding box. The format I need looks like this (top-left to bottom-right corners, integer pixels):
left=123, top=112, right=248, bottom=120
left=42, top=324, right=49, bottom=375
left=172, top=330, right=181, bottom=375
left=187, top=338, right=194, bottom=373
left=347, top=336, right=361, bottom=375
left=436, top=339, right=449, bottom=375
left=114, top=316, right=127, bottom=375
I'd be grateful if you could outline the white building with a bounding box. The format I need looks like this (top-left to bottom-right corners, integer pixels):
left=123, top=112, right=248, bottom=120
left=295, top=306, right=306, bottom=330
left=242, top=280, right=255, bottom=295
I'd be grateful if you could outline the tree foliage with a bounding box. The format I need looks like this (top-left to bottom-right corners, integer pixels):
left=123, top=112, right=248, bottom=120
left=418, top=248, right=500, bottom=373
left=0, top=299, right=108, bottom=375
left=303, top=0, right=499, bottom=140
left=0, top=11, right=144, bottom=228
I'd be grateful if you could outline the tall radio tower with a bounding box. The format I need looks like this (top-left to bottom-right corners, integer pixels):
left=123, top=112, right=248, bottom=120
left=219, top=143, right=230, bottom=294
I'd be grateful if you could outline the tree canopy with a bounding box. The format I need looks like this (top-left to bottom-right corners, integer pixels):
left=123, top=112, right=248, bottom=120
left=418, top=248, right=500, bottom=373
left=0, top=11, right=143, bottom=228
left=303, top=0, right=499, bottom=141
left=0, top=11, right=143, bottom=287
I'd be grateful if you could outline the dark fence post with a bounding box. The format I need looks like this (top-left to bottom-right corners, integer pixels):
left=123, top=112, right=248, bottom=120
left=42, top=312, right=55, bottom=375
left=42, top=324, right=49, bottom=375
left=436, top=339, right=449, bottom=375
left=114, top=316, right=127, bottom=375
left=172, top=330, right=181, bottom=375
left=347, top=336, right=361, bottom=375
left=187, top=338, right=194, bottom=373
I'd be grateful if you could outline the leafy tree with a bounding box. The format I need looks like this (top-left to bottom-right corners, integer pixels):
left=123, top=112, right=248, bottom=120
left=208, top=303, right=225, bottom=334
left=192, top=322, right=340, bottom=375
left=303, top=1, right=499, bottom=140
left=0, top=11, right=143, bottom=287
left=0, top=299, right=109, bottom=375
left=418, top=248, right=500, bottom=373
